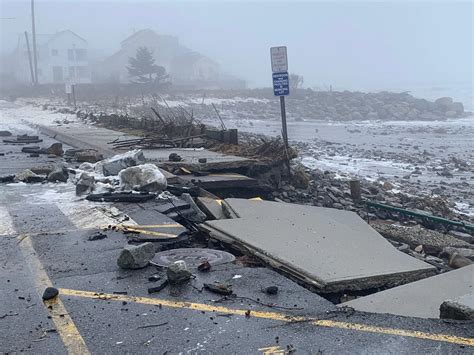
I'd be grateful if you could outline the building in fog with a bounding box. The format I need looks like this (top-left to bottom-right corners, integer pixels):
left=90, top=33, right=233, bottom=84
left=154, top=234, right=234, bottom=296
left=98, top=29, right=245, bottom=89
left=13, top=30, right=91, bottom=84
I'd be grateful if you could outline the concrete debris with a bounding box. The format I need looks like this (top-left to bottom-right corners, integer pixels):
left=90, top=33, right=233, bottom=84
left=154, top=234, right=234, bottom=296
left=204, top=282, right=233, bottom=295
left=180, top=193, right=206, bottom=222
left=201, top=199, right=436, bottom=293
left=118, top=163, right=167, bottom=192
left=42, top=287, right=59, bottom=301
left=167, top=260, right=192, bottom=284
left=46, top=143, right=63, bottom=156
left=117, top=242, right=155, bottom=269
left=74, top=150, right=104, bottom=163
left=197, top=260, right=212, bottom=272
left=449, top=231, right=474, bottom=244
left=342, top=265, right=474, bottom=318
left=87, top=191, right=156, bottom=203
left=76, top=172, right=95, bottom=195
left=440, top=293, right=474, bottom=320
left=14, top=169, right=44, bottom=183
left=196, top=197, right=225, bottom=220
left=0, top=130, right=12, bottom=136
left=98, top=149, right=146, bottom=176
left=47, top=167, right=69, bottom=182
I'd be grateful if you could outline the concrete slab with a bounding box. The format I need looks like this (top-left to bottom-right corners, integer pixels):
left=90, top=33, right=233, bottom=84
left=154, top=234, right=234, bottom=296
left=178, top=173, right=258, bottom=190
left=202, top=199, right=436, bottom=293
left=196, top=197, right=225, bottom=220
left=39, top=124, right=252, bottom=171
left=440, top=293, right=474, bottom=320
left=343, top=265, right=474, bottom=319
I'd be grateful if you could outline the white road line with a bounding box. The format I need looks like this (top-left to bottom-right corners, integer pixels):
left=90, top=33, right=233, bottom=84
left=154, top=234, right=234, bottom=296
left=54, top=201, right=137, bottom=230
left=0, top=205, right=16, bottom=235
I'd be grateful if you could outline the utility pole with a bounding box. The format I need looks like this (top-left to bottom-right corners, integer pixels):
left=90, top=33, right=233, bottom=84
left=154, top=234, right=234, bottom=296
left=24, top=31, right=35, bottom=84
left=31, top=0, right=38, bottom=85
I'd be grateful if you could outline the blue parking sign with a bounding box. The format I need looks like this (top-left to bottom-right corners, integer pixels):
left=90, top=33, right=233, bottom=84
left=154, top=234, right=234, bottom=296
left=272, top=72, right=290, bottom=96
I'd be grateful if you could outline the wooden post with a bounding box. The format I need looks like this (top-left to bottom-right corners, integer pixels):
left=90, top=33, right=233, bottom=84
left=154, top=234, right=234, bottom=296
left=31, top=0, right=38, bottom=85
left=24, top=31, right=35, bottom=85
left=350, top=180, right=362, bottom=202
left=72, top=84, right=77, bottom=110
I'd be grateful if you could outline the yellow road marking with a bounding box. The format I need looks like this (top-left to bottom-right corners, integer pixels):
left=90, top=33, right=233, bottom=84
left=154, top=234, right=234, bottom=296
left=17, top=235, right=90, bottom=355
left=119, top=227, right=178, bottom=238
left=59, top=288, right=473, bottom=347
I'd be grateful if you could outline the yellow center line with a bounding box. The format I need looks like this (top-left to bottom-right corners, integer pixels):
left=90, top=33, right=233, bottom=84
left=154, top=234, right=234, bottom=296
left=17, top=235, right=90, bottom=355
left=59, top=288, right=474, bottom=347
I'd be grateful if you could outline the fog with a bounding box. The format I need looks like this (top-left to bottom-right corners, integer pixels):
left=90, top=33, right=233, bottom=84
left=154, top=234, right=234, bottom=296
left=1, top=0, right=472, bottom=89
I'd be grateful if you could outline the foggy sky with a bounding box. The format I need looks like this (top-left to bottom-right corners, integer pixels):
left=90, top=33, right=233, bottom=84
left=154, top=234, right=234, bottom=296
left=1, top=0, right=472, bottom=89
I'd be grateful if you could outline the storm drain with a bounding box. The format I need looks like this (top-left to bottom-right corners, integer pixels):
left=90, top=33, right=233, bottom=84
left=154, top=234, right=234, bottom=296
left=152, top=248, right=235, bottom=268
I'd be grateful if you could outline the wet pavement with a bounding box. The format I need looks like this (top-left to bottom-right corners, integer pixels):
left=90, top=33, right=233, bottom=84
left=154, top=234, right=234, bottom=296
left=1, top=115, right=473, bottom=354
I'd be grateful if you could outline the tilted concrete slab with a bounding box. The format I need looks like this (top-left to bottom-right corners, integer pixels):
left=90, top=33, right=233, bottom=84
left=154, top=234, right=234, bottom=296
left=39, top=123, right=252, bottom=171
left=343, top=265, right=474, bottom=319
left=196, top=197, right=225, bottom=220
left=178, top=173, right=258, bottom=190
left=201, top=199, right=436, bottom=293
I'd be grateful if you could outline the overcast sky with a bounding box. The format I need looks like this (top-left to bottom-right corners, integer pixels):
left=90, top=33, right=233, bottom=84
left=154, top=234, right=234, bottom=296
left=1, top=0, right=472, bottom=89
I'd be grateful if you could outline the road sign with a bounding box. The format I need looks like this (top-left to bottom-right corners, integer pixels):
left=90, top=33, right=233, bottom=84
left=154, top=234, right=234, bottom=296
left=272, top=72, right=290, bottom=96
left=65, top=83, right=72, bottom=94
left=270, top=46, right=288, bottom=72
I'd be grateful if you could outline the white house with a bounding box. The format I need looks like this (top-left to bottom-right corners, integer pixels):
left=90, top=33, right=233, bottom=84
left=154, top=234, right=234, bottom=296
left=14, top=30, right=91, bottom=84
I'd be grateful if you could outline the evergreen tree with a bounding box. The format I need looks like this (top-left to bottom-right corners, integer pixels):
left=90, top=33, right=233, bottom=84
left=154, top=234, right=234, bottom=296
left=127, top=47, right=167, bottom=84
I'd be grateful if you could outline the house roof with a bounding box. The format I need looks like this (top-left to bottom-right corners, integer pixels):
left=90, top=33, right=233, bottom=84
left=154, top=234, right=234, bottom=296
left=17, top=29, right=87, bottom=51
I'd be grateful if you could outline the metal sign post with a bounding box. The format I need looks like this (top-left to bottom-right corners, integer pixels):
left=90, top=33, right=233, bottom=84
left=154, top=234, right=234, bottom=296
left=270, top=46, right=289, bottom=148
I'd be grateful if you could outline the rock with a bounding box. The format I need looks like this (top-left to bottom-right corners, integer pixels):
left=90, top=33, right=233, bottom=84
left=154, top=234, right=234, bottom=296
left=98, top=149, right=146, bottom=176
left=117, top=242, right=155, bottom=269
left=440, top=294, right=474, bottom=320
left=291, top=167, right=310, bottom=189
left=448, top=253, right=472, bottom=269
left=42, top=287, right=59, bottom=300
left=441, top=247, right=474, bottom=261
left=75, top=173, right=95, bottom=195
left=198, top=158, right=207, bottom=164
left=167, top=261, right=192, bottom=284
left=452, top=102, right=464, bottom=114
left=265, top=286, right=279, bottom=295
left=0, top=130, right=12, bottom=136
left=449, top=231, right=474, bottom=244
left=0, top=175, right=15, bottom=183
left=435, top=97, right=453, bottom=111
left=382, top=181, right=394, bottom=190
left=29, top=153, right=40, bottom=157
left=47, top=167, right=69, bottom=182
left=46, top=143, right=63, bottom=156
left=118, top=164, right=167, bottom=192
left=14, top=169, right=44, bottom=183
left=168, top=153, right=182, bottom=162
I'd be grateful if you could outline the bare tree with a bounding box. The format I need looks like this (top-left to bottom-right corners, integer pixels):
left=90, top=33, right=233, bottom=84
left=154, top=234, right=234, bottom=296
left=289, top=73, right=304, bottom=89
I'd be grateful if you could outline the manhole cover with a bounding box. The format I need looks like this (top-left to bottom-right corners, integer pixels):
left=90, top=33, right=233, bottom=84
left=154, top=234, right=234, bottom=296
left=152, top=248, right=235, bottom=268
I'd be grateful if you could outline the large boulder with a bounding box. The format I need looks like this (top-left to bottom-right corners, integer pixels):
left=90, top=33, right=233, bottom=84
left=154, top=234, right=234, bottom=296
left=452, top=102, right=464, bottom=114
left=117, top=243, right=155, bottom=269
left=14, top=169, right=44, bottom=183
left=97, top=150, right=146, bottom=176
left=75, top=172, right=95, bottom=195
left=118, top=163, right=167, bottom=192
left=47, top=167, right=69, bottom=182
left=435, top=97, right=454, bottom=111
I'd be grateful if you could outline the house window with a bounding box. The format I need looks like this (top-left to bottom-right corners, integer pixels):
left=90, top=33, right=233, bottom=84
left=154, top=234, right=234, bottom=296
left=68, top=49, right=75, bottom=60
left=76, top=66, right=88, bottom=78
left=51, top=49, right=58, bottom=56
left=69, top=66, right=76, bottom=78
left=75, top=49, right=87, bottom=61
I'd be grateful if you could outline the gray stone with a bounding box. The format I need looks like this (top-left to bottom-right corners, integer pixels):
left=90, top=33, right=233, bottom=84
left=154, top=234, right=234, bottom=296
left=42, top=287, right=59, bottom=300
left=46, top=143, right=63, bottom=156
left=441, top=247, right=474, bottom=261
left=440, top=293, right=474, bottom=320
left=47, top=168, right=69, bottom=183
left=449, top=231, right=474, bottom=244
left=435, top=97, right=453, bottom=111
left=448, top=253, right=472, bottom=269
left=0, top=130, right=12, bottom=136
left=167, top=262, right=192, bottom=284
left=117, top=242, right=155, bottom=269
left=75, top=172, right=95, bottom=195
left=14, top=169, right=44, bottom=183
